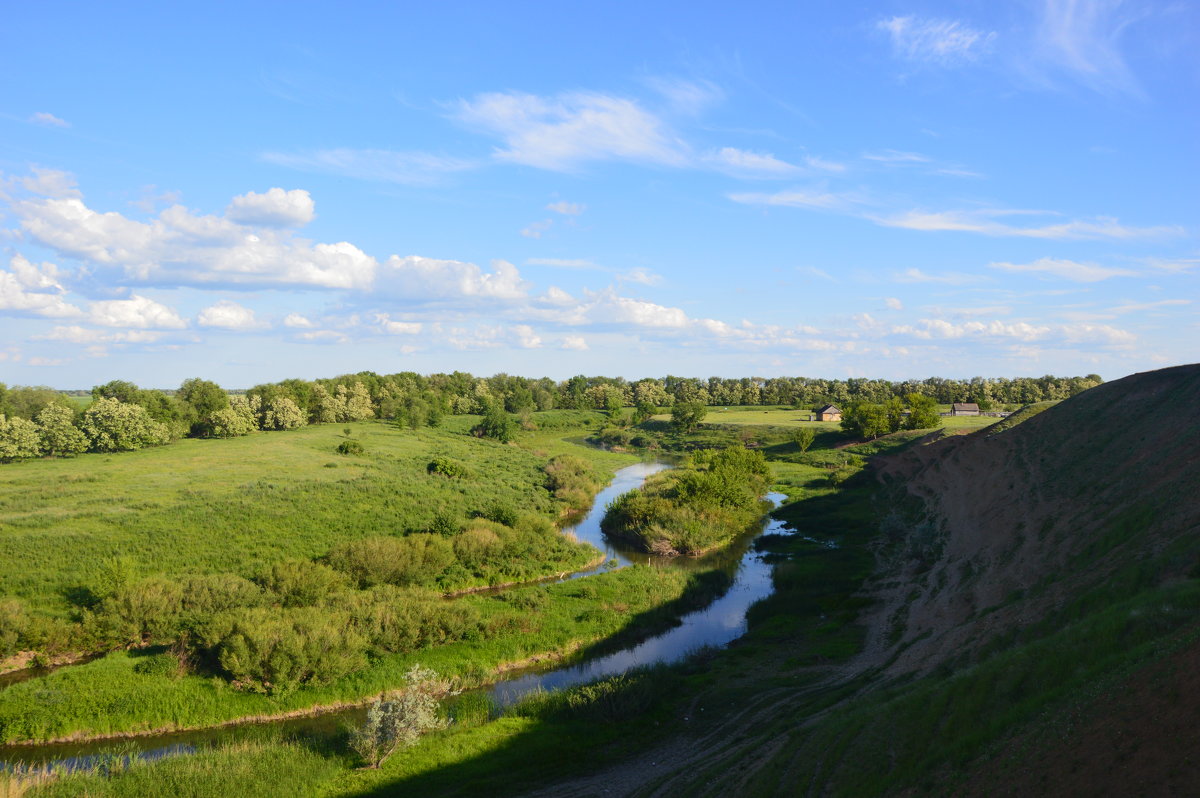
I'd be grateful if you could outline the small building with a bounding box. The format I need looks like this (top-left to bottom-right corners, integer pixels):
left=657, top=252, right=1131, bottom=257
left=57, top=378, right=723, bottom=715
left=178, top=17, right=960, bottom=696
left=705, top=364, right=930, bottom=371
left=951, top=402, right=980, bottom=416
left=816, top=404, right=842, bottom=422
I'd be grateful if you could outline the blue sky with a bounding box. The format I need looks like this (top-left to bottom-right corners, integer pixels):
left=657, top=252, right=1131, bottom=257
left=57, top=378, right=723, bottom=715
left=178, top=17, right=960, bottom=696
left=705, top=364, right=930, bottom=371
left=1, top=1, right=1196, bottom=388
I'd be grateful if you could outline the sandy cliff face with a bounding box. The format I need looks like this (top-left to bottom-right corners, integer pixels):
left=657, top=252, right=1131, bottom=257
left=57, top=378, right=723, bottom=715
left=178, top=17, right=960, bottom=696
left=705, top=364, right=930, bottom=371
left=867, top=364, right=1200, bottom=676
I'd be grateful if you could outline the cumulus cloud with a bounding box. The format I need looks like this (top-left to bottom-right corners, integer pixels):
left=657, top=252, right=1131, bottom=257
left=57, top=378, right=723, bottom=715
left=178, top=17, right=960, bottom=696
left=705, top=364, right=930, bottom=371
left=0, top=254, right=81, bottom=318
left=198, top=300, right=268, bottom=330
left=561, top=335, right=588, bottom=351
left=283, top=313, right=314, bottom=328
left=989, top=257, right=1137, bottom=282
left=376, top=256, right=528, bottom=301
left=14, top=193, right=377, bottom=289
left=885, top=297, right=903, bottom=310
left=890, top=318, right=1135, bottom=347
left=225, top=188, right=315, bottom=227
left=513, top=324, right=542, bottom=348
left=89, top=295, right=186, bottom=329
left=374, top=313, right=422, bottom=335
left=455, top=90, right=688, bottom=171
left=878, top=16, right=995, bottom=65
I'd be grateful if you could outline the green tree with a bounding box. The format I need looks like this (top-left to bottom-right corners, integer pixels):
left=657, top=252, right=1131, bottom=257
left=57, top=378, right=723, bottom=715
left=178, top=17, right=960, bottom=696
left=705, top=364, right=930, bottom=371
left=473, top=403, right=516, bottom=443
left=793, top=427, right=815, bottom=453
left=904, top=393, right=942, bottom=430
left=80, top=398, right=170, bottom=452
left=841, top=402, right=890, bottom=440
left=178, top=378, right=229, bottom=436
left=0, top=414, right=41, bottom=462
left=34, top=403, right=88, bottom=456
left=671, top=400, right=707, bottom=432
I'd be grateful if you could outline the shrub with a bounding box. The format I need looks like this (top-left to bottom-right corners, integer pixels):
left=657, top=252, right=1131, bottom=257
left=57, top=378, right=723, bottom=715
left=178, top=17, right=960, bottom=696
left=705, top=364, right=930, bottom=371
left=132, top=651, right=182, bottom=678
left=90, top=577, right=184, bottom=647
left=256, top=560, right=347, bottom=607
left=213, top=606, right=368, bottom=694
left=427, top=456, right=469, bottom=478
left=336, top=439, right=364, bottom=455
left=80, top=398, right=170, bottom=452
left=350, top=665, right=453, bottom=768
left=327, top=535, right=455, bottom=588
left=478, top=501, right=519, bottom=527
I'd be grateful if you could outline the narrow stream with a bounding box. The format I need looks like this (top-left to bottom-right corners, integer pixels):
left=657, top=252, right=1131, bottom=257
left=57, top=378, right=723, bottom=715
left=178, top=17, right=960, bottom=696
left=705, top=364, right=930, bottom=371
left=1, top=462, right=790, bottom=773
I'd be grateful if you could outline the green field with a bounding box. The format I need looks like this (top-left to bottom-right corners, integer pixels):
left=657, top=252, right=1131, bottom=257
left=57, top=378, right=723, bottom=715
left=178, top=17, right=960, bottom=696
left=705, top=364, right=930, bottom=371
left=0, top=413, right=631, bottom=613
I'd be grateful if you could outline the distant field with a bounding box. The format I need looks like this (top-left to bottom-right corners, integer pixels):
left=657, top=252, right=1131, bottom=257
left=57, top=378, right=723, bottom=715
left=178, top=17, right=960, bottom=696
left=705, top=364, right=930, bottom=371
left=655, top=405, right=1001, bottom=433
left=0, top=413, right=634, bottom=612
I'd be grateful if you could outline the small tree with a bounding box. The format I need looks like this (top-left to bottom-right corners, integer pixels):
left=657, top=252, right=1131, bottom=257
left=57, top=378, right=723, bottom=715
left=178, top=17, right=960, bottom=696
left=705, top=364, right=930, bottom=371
left=671, top=401, right=707, bottom=433
left=793, top=427, right=815, bottom=453
left=0, top=414, right=43, bottom=462
left=472, top=403, right=516, bottom=443
left=904, top=394, right=941, bottom=430
left=350, top=665, right=453, bottom=768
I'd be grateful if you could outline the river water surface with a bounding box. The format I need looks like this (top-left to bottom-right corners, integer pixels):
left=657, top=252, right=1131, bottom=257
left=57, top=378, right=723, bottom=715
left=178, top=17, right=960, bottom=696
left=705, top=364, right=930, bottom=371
left=1, top=460, right=790, bottom=772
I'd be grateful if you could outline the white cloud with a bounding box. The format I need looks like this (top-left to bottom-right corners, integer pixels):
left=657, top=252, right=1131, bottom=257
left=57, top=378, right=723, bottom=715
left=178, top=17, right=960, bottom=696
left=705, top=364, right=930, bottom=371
left=707, top=147, right=798, bottom=176
left=298, top=330, right=349, bottom=344
left=728, top=188, right=850, bottom=210
left=527, top=258, right=599, bottom=270
left=283, top=313, right=314, bottom=328
left=513, top=324, right=542, bottom=348
left=1108, top=299, right=1191, bottom=315
left=37, top=325, right=164, bottom=344
left=225, top=188, right=315, bottom=227
left=890, top=318, right=1135, bottom=347
left=198, top=300, right=268, bottom=330
left=27, top=357, right=67, bottom=366
left=521, top=219, right=553, bottom=239
left=875, top=209, right=1182, bottom=240
left=377, top=256, right=528, bottom=301
left=29, top=112, right=69, bottom=127
left=618, top=268, right=662, bottom=286
left=262, top=149, right=474, bottom=185
left=374, top=313, right=422, bottom=335
left=18, top=168, right=81, bottom=198
left=894, top=268, right=987, bottom=285
left=546, top=201, right=585, bottom=215
left=455, top=90, right=687, bottom=171
left=862, top=149, right=931, bottom=163
left=878, top=16, right=995, bottom=65
left=1033, top=0, right=1143, bottom=96
left=0, top=254, right=81, bottom=318
left=14, top=190, right=378, bottom=290
left=89, top=295, right=186, bottom=329
left=804, top=155, right=846, bottom=173
left=989, top=257, right=1137, bottom=282
left=885, top=297, right=903, bottom=310
left=561, top=335, right=589, bottom=351
left=644, top=77, right=724, bottom=115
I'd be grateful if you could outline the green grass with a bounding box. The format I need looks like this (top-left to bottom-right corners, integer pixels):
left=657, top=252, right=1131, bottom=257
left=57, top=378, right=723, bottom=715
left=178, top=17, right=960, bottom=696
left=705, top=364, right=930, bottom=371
left=0, top=415, right=633, bottom=613
left=0, top=565, right=706, bottom=743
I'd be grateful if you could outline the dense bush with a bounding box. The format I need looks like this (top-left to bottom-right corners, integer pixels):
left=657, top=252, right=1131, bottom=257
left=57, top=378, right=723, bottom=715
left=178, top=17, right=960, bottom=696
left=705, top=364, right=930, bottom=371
left=336, top=439, right=364, bottom=455
left=256, top=560, right=347, bottom=607
left=209, top=606, right=368, bottom=694
left=80, top=398, right=170, bottom=452
left=327, top=535, right=455, bottom=588
left=427, top=456, right=470, bottom=478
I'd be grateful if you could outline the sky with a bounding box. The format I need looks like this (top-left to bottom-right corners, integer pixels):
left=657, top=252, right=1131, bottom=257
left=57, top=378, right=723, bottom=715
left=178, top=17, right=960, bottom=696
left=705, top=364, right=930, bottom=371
left=1, top=1, right=1197, bottom=389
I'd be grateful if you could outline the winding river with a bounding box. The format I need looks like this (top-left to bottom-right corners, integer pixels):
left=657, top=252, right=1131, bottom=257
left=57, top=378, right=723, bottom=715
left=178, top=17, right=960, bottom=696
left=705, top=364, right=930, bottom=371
left=0, top=461, right=790, bottom=772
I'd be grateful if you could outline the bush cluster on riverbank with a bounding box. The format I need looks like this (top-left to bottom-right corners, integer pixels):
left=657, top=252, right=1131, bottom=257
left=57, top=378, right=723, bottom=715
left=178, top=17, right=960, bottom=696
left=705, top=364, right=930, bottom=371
left=601, top=447, right=770, bottom=556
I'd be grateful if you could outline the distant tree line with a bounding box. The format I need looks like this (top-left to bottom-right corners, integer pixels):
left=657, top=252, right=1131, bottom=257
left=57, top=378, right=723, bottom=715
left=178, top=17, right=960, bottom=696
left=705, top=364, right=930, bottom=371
left=0, top=372, right=1102, bottom=463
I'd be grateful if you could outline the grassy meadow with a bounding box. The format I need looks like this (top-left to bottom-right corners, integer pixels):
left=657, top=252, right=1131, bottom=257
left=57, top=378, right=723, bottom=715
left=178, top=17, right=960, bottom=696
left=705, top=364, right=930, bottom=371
left=0, top=412, right=631, bottom=612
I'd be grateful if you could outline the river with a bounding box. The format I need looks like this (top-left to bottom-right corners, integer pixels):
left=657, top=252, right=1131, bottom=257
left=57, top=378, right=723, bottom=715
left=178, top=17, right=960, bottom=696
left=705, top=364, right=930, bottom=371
left=0, top=460, right=790, bottom=772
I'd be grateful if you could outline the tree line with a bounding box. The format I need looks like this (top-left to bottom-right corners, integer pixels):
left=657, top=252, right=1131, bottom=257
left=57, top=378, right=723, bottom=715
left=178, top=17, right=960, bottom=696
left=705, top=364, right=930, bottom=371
left=0, top=371, right=1102, bottom=463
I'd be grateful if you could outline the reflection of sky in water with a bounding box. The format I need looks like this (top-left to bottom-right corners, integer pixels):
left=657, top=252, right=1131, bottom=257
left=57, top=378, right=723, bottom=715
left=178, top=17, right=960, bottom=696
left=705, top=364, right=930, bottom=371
left=493, top=492, right=790, bottom=705
left=559, top=461, right=674, bottom=575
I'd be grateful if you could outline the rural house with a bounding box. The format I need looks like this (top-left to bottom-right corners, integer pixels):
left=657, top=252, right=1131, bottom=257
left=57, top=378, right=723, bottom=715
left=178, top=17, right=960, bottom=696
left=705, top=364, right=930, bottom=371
left=816, top=404, right=842, bottom=422
left=951, top=402, right=981, bottom=416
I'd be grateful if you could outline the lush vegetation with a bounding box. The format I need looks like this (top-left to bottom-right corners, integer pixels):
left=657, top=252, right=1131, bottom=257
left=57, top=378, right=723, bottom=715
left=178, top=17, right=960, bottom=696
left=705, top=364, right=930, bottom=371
left=602, top=447, right=770, bottom=555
